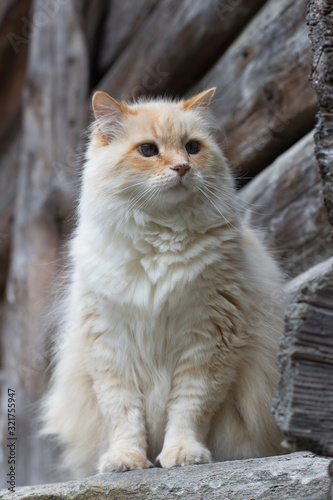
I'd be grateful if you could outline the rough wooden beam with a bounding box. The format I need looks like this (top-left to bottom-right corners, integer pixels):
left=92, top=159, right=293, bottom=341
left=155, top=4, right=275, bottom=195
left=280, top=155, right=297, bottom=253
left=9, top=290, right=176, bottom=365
left=0, top=0, right=33, bottom=290
left=307, top=1, right=333, bottom=231
left=240, top=131, right=332, bottom=278
left=81, top=0, right=108, bottom=46
left=98, top=0, right=267, bottom=99
left=98, top=0, right=158, bottom=76
left=196, top=0, right=317, bottom=176
left=80, top=0, right=108, bottom=88
left=0, top=0, right=32, bottom=144
left=0, top=127, right=20, bottom=295
left=287, top=257, right=333, bottom=300
left=273, top=265, right=333, bottom=456
left=0, top=0, right=88, bottom=486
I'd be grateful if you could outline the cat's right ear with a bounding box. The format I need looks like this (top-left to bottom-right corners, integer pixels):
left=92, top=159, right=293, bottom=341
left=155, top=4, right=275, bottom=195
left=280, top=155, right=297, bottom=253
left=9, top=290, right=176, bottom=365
left=183, top=88, right=216, bottom=111
left=92, top=91, right=126, bottom=142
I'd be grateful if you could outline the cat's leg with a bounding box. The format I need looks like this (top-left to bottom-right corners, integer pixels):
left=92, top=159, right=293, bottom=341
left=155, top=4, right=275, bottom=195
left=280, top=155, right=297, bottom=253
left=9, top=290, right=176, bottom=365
left=88, top=340, right=152, bottom=472
left=157, top=338, right=235, bottom=468
left=209, top=342, right=283, bottom=460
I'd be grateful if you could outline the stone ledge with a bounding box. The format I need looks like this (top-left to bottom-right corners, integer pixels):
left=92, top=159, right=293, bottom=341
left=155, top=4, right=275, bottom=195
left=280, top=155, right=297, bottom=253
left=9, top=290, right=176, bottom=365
left=1, top=452, right=331, bottom=500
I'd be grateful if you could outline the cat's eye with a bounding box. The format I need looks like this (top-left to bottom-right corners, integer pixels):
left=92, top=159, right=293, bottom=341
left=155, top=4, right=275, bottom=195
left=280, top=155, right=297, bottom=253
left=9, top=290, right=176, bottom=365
left=185, top=140, right=200, bottom=155
left=139, top=143, right=159, bottom=157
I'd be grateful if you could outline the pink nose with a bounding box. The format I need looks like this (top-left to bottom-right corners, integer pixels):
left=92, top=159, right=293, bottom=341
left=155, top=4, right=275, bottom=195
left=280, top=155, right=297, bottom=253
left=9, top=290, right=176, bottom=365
left=170, top=164, right=190, bottom=178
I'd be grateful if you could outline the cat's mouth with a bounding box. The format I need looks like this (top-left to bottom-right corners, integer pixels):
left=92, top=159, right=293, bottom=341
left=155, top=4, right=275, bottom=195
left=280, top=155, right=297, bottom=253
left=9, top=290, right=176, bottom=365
left=159, top=178, right=191, bottom=203
left=168, top=182, right=188, bottom=191
left=165, top=182, right=190, bottom=197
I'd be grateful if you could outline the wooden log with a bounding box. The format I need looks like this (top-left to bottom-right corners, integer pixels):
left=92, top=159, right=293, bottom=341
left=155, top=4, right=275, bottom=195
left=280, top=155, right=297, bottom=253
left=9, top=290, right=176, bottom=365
left=287, top=257, right=333, bottom=300
left=307, top=1, right=333, bottom=232
left=240, top=131, right=332, bottom=278
left=80, top=0, right=108, bottom=87
left=0, top=0, right=32, bottom=292
left=0, top=0, right=88, bottom=487
left=98, top=0, right=159, bottom=76
left=98, top=0, right=267, bottom=99
left=0, top=127, right=20, bottom=295
left=81, top=0, right=108, bottom=45
left=272, top=264, right=333, bottom=456
left=0, top=0, right=32, bottom=145
left=196, top=0, right=317, bottom=176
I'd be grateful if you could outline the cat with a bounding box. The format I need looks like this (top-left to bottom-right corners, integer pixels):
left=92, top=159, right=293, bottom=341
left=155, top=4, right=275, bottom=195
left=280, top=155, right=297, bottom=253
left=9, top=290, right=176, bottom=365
left=41, top=88, right=285, bottom=477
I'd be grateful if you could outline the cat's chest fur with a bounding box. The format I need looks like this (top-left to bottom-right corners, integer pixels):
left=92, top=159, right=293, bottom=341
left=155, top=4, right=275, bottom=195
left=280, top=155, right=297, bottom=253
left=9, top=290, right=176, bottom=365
left=73, top=222, right=240, bottom=459
left=71, top=218, right=245, bottom=387
left=72, top=218, right=238, bottom=314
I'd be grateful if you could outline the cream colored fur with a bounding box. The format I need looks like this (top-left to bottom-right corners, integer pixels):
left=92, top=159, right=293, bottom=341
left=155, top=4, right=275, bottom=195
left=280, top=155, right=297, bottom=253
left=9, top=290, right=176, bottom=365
left=41, top=89, right=285, bottom=477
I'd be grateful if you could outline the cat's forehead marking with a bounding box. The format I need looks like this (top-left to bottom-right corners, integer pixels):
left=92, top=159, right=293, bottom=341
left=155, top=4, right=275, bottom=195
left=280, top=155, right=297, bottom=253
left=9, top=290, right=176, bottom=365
left=128, top=103, right=198, bottom=143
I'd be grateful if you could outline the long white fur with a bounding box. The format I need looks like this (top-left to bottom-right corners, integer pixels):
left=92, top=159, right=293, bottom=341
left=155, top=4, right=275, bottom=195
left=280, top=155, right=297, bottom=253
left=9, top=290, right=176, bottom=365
left=41, top=90, right=285, bottom=477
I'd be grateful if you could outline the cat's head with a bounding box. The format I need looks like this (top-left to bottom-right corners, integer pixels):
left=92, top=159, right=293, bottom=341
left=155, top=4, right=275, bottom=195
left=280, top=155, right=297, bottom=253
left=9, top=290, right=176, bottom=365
left=82, top=89, right=236, bottom=227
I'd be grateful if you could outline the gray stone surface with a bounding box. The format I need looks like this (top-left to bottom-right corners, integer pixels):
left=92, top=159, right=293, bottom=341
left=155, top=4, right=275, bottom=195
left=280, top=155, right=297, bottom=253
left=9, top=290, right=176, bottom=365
left=0, top=452, right=331, bottom=499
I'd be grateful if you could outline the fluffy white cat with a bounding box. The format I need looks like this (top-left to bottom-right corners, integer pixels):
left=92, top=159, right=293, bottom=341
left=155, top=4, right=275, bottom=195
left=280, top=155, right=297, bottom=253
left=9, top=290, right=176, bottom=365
left=42, top=88, right=285, bottom=477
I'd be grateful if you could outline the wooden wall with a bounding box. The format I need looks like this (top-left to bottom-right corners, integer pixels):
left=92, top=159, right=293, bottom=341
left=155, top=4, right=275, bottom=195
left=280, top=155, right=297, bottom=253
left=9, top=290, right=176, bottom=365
left=0, top=0, right=331, bottom=487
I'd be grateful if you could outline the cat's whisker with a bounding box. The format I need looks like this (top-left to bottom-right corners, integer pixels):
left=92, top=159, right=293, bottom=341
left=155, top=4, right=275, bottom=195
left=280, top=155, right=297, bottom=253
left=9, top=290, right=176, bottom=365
left=196, top=186, right=236, bottom=231
left=135, top=189, right=157, bottom=213
left=103, top=187, right=152, bottom=227
left=201, top=181, right=267, bottom=217
left=198, top=185, right=240, bottom=233
left=113, top=181, right=148, bottom=195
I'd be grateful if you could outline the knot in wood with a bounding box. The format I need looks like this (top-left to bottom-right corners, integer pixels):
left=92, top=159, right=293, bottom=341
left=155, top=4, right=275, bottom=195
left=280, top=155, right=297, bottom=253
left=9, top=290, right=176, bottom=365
left=263, top=81, right=282, bottom=109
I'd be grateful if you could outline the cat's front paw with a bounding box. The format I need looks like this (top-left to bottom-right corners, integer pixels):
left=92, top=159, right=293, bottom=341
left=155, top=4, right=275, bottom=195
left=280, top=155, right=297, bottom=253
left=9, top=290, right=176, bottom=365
left=157, top=439, right=212, bottom=468
left=98, top=447, right=153, bottom=472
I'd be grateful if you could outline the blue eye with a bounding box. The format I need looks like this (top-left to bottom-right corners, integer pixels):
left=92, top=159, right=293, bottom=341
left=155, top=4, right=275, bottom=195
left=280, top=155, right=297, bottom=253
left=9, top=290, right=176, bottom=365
left=185, top=140, right=200, bottom=154
left=139, top=143, right=159, bottom=157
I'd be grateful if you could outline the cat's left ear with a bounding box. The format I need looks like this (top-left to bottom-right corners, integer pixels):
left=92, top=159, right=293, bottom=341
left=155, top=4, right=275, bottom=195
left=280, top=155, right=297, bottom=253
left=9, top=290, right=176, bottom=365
left=92, top=91, right=128, bottom=142
left=92, top=91, right=126, bottom=122
left=183, top=88, right=216, bottom=111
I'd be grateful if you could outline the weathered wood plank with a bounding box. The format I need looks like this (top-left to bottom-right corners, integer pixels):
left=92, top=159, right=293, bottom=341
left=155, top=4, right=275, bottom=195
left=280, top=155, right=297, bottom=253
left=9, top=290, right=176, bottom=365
left=99, top=0, right=267, bottom=99
left=197, top=0, right=317, bottom=176
left=0, top=128, right=20, bottom=295
left=98, top=0, right=159, bottom=75
left=286, top=257, right=333, bottom=300
left=273, top=265, right=333, bottom=456
left=0, top=0, right=32, bottom=144
left=0, top=0, right=88, bottom=487
left=80, top=0, right=108, bottom=87
left=240, top=131, right=332, bottom=278
left=307, top=1, right=333, bottom=232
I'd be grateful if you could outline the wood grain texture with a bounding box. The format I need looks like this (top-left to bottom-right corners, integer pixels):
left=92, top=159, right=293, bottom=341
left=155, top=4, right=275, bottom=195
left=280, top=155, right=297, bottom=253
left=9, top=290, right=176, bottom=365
left=240, top=131, right=332, bottom=278
left=99, top=0, right=267, bottom=99
left=273, top=265, right=333, bottom=456
left=0, top=0, right=88, bottom=487
left=197, top=0, right=317, bottom=176
left=307, top=0, right=333, bottom=231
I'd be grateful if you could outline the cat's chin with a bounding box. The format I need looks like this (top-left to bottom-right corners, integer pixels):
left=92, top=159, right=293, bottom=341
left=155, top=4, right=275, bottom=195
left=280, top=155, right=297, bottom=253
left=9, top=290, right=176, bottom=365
left=161, top=183, right=191, bottom=204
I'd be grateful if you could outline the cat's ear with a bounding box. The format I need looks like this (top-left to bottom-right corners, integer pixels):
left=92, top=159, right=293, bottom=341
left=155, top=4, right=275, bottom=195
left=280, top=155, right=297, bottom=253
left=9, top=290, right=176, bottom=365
left=92, top=91, right=127, bottom=142
left=183, top=88, right=216, bottom=111
left=92, top=91, right=126, bottom=121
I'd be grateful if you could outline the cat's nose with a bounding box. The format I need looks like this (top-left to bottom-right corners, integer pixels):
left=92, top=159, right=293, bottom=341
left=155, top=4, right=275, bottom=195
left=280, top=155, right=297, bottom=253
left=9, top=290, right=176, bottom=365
left=170, top=163, right=190, bottom=178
